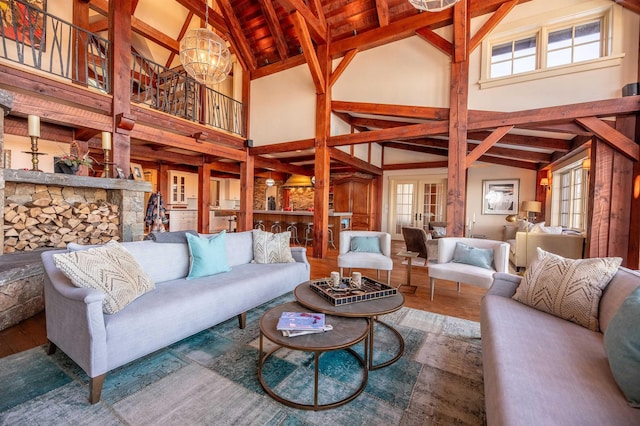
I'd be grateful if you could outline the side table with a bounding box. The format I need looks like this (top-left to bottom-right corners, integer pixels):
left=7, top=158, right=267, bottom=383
left=258, top=301, right=369, bottom=410
left=397, top=250, right=419, bottom=293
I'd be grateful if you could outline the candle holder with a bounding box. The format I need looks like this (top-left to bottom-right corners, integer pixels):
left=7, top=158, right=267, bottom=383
left=103, top=148, right=113, bottom=178
left=25, top=115, right=46, bottom=171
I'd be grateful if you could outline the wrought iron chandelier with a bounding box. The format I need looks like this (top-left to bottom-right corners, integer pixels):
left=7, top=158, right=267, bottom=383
left=179, top=1, right=231, bottom=85
left=408, top=0, right=460, bottom=12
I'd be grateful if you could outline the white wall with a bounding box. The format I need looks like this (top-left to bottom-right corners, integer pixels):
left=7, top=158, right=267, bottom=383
left=250, top=64, right=316, bottom=145
left=3, top=135, right=74, bottom=172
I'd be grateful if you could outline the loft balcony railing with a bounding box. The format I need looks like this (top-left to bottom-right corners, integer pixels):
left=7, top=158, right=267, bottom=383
left=0, top=0, right=245, bottom=137
left=130, top=52, right=245, bottom=137
left=0, top=0, right=109, bottom=92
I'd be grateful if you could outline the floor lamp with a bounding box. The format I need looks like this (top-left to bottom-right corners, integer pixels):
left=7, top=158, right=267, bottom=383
left=521, top=200, right=542, bottom=268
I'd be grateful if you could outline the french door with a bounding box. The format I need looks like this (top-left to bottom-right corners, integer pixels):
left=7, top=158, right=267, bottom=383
left=389, top=179, right=447, bottom=240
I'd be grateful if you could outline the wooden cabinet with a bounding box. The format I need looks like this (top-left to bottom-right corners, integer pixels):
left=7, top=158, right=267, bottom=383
left=167, top=171, right=197, bottom=204
left=332, top=177, right=374, bottom=230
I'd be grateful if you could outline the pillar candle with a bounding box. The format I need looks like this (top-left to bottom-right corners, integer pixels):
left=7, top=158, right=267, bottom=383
left=27, top=115, right=40, bottom=137
left=102, top=132, right=112, bottom=150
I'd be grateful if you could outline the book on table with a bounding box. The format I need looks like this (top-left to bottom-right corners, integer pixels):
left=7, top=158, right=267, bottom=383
left=276, top=312, right=331, bottom=337
left=277, top=312, right=325, bottom=331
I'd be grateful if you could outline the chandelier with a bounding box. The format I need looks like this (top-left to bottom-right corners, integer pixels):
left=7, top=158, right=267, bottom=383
left=408, top=0, right=459, bottom=12
left=179, top=2, right=231, bottom=85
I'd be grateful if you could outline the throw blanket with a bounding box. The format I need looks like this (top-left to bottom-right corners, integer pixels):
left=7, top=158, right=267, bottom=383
left=145, top=230, right=198, bottom=243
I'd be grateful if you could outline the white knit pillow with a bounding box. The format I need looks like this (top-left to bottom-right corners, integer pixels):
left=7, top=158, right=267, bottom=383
left=53, top=241, right=155, bottom=314
left=252, top=229, right=295, bottom=264
left=513, top=248, right=621, bottom=331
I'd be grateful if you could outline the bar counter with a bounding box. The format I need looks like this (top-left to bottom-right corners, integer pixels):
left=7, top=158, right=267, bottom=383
left=213, top=210, right=352, bottom=248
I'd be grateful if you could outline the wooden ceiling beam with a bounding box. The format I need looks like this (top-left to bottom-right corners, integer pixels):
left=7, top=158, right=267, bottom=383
left=290, top=11, right=325, bottom=94
left=130, top=123, right=246, bottom=161
left=375, top=0, right=390, bottom=27
left=466, top=125, right=513, bottom=167
left=166, top=10, right=194, bottom=68
left=614, top=0, right=640, bottom=15
left=257, top=0, right=289, bottom=60
left=309, top=0, right=327, bottom=29
left=466, top=131, right=571, bottom=151
left=415, top=27, right=452, bottom=57
left=384, top=161, right=449, bottom=170
left=329, top=147, right=383, bottom=175
left=469, top=0, right=518, bottom=52
left=575, top=117, right=639, bottom=160
left=131, top=144, right=203, bottom=165
left=329, top=49, right=358, bottom=87
left=276, top=0, right=327, bottom=43
left=249, top=138, right=315, bottom=154
left=329, top=121, right=450, bottom=146
left=255, top=156, right=313, bottom=176
left=217, top=0, right=257, bottom=71
left=332, top=100, right=450, bottom=120
left=251, top=55, right=307, bottom=79
left=174, top=0, right=229, bottom=34
left=329, top=0, right=525, bottom=59
left=470, top=96, right=640, bottom=130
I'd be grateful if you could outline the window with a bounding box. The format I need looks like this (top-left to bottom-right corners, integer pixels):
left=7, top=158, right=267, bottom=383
left=480, top=5, right=622, bottom=88
left=553, top=161, right=587, bottom=231
left=491, top=36, right=537, bottom=78
left=547, top=19, right=602, bottom=68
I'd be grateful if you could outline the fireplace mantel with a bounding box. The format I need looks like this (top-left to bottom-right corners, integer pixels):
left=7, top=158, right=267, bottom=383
left=1, top=168, right=151, bottom=192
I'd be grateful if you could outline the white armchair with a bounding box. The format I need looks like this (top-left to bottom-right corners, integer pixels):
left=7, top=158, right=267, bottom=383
left=428, top=237, right=509, bottom=300
left=337, top=231, right=393, bottom=284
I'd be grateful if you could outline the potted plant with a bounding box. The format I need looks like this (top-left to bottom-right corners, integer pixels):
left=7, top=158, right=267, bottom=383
left=55, top=152, right=93, bottom=175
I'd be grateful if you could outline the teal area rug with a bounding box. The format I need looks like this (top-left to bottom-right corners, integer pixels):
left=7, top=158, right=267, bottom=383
left=0, top=293, right=484, bottom=425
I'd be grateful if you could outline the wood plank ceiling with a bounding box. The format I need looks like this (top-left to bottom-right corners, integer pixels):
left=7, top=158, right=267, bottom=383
left=86, top=0, right=640, bottom=175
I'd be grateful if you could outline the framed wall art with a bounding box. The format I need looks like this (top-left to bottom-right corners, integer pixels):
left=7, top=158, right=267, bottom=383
left=482, top=179, right=519, bottom=215
left=0, top=0, right=47, bottom=49
left=130, top=162, right=144, bottom=181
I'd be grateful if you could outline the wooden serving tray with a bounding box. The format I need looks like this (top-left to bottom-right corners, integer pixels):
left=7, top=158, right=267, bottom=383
left=309, top=276, right=398, bottom=306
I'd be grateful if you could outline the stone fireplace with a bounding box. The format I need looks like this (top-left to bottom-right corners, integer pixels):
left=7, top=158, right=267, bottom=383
left=0, top=168, right=151, bottom=330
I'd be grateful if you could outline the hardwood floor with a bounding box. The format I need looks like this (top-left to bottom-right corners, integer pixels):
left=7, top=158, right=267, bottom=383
left=0, top=240, right=485, bottom=359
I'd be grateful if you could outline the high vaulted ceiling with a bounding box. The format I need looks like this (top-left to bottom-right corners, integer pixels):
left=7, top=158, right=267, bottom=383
left=81, top=0, right=640, bottom=176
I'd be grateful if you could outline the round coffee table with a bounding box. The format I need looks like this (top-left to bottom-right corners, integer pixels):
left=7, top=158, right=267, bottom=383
left=258, top=301, right=369, bottom=410
left=294, top=282, right=405, bottom=371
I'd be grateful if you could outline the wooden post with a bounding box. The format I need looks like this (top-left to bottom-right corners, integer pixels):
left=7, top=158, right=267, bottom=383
left=198, top=164, right=213, bottom=233
left=312, top=43, right=331, bottom=258
left=109, top=0, right=133, bottom=172
left=238, top=152, right=254, bottom=232
left=72, top=0, right=90, bottom=86
left=446, top=0, right=470, bottom=237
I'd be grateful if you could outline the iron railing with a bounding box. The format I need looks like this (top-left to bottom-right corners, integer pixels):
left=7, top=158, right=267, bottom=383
left=0, top=0, right=245, bottom=137
left=0, top=0, right=109, bottom=92
left=130, top=52, right=245, bottom=136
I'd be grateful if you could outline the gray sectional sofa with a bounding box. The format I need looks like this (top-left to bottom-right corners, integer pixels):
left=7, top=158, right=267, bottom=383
left=482, top=268, right=640, bottom=425
left=41, top=230, right=310, bottom=404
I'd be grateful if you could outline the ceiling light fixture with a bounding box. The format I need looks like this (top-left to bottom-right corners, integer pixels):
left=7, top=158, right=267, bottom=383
left=179, top=1, right=231, bottom=85
left=408, top=0, right=460, bottom=12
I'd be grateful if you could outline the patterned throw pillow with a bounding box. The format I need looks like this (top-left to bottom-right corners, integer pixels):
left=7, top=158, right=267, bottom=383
left=513, top=248, right=622, bottom=331
left=253, top=229, right=295, bottom=264
left=53, top=240, right=155, bottom=314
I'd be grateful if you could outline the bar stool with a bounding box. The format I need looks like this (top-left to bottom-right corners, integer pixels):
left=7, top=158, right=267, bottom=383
left=327, top=224, right=336, bottom=249
left=271, top=221, right=282, bottom=233
left=254, top=220, right=265, bottom=231
left=227, top=216, right=237, bottom=233
left=303, top=223, right=314, bottom=247
left=286, top=222, right=300, bottom=245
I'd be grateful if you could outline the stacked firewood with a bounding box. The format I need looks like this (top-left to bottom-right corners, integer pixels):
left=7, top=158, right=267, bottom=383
left=3, top=199, right=120, bottom=253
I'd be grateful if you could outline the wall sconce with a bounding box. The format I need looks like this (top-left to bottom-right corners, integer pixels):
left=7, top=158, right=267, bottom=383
left=102, top=131, right=112, bottom=178
left=540, top=178, right=550, bottom=191
left=26, top=115, right=46, bottom=171
left=582, top=157, right=591, bottom=170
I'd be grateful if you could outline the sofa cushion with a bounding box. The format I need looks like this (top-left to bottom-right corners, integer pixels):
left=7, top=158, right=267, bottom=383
left=53, top=240, right=155, bottom=314
left=252, top=229, right=295, bottom=264
left=349, top=236, right=382, bottom=253
left=513, top=248, right=622, bottom=331
left=604, top=286, right=640, bottom=407
left=431, top=226, right=446, bottom=238
left=452, top=242, right=494, bottom=270
left=186, top=231, right=231, bottom=279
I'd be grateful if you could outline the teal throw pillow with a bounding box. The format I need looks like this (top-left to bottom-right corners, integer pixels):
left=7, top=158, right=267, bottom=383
left=452, top=242, right=494, bottom=270
left=186, top=231, right=231, bottom=279
left=604, top=286, right=640, bottom=407
left=350, top=236, right=381, bottom=253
